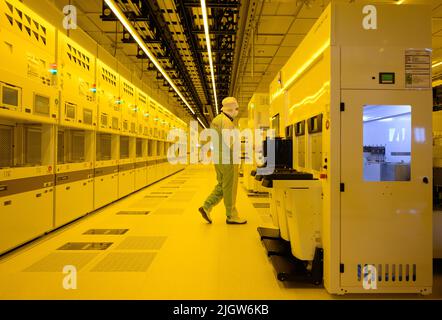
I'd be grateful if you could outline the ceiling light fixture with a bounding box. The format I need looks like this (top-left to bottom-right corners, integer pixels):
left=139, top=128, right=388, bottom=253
left=197, top=117, right=207, bottom=129
left=104, top=0, right=196, bottom=115
left=201, top=0, right=219, bottom=115
left=433, top=61, right=442, bottom=68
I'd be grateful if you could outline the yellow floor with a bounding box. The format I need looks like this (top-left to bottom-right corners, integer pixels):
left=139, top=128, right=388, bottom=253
left=0, top=165, right=441, bottom=300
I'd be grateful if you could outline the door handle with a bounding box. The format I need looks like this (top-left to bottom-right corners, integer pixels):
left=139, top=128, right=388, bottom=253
left=423, top=177, right=429, bottom=184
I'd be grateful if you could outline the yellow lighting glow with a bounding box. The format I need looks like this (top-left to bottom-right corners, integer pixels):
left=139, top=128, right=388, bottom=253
left=433, top=61, right=442, bottom=69
left=396, top=0, right=405, bottom=4
left=271, top=40, right=330, bottom=103
left=289, top=81, right=330, bottom=113
left=201, top=0, right=219, bottom=115
left=104, top=0, right=196, bottom=115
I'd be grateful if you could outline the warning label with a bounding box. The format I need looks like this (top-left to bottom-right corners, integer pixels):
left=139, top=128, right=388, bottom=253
left=405, top=49, right=431, bottom=89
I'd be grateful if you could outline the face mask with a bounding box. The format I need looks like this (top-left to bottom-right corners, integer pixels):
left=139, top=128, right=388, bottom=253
left=232, top=109, right=239, bottom=119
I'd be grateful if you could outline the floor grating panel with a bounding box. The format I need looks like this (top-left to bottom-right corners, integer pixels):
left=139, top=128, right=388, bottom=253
left=116, top=236, right=167, bottom=250
left=23, top=252, right=99, bottom=272
left=90, top=252, right=156, bottom=272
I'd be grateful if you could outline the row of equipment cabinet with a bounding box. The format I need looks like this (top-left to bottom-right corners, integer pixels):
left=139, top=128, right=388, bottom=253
left=0, top=0, right=188, bottom=255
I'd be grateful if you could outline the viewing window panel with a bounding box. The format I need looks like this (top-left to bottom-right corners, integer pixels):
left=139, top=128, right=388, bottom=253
left=0, top=125, right=13, bottom=168
left=157, top=141, right=163, bottom=157
left=34, top=94, right=50, bottom=115
left=70, top=130, right=85, bottom=162
left=1, top=83, right=20, bottom=110
left=25, top=125, right=42, bottom=165
left=120, top=136, right=129, bottom=159
left=57, top=130, right=65, bottom=164
left=148, top=140, right=155, bottom=157
left=96, top=133, right=112, bottom=161
left=308, top=115, right=323, bottom=172
left=136, top=138, right=143, bottom=158
left=295, top=120, right=306, bottom=168
left=57, top=129, right=85, bottom=164
left=363, top=105, right=411, bottom=181
left=272, top=114, right=280, bottom=137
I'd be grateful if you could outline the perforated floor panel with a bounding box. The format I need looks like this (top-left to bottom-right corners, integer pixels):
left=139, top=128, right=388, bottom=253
left=153, top=208, right=185, bottom=215
left=58, top=242, right=113, bottom=250
left=253, top=203, right=270, bottom=209
left=84, top=229, right=129, bottom=235
left=117, top=210, right=150, bottom=215
left=116, top=236, right=167, bottom=250
left=130, top=199, right=163, bottom=208
left=23, top=252, right=99, bottom=272
left=144, top=195, right=169, bottom=198
left=90, top=252, right=157, bottom=272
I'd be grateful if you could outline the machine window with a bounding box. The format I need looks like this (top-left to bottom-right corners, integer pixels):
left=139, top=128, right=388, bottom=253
left=34, top=94, right=50, bottom=115
left=363, top=105, right=411, bottom=181
left=2, top=85, right=19, bottom=107
left=120, top=136, right=129, bottom=159
left=96, top=133, right=112, bottom=161
left=136, top=138, right=143, bottom=158
left=0, top=125, right=13, bottom=168
left=25, top=126, right=42, bottom=166
left=295, top=121, right=306, bottom=168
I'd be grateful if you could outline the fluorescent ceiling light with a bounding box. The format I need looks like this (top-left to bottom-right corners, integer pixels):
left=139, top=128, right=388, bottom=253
left=396, top=0, right=405, bottom=4
left=104, top=0, right=196, bottom=115
left=201, top=0, right=219, bottom=115
left=197, top=117, right=207, bottom=129
left=433, top=61, right=442, bottom=68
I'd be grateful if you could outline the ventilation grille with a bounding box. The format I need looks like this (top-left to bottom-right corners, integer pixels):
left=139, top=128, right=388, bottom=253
left=357, top=263, right=417, bottom=283
left=138, top=93, right=147, bottom=104
left=101, top=66, right=117, bottom=87
left=66, top=42, right=90, bottom=71
left=122, top=81, right=134, bottom=97
left=4, top=1, right=48, bottom=46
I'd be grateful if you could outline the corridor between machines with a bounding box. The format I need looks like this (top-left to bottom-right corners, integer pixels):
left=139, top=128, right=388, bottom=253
left=0, top=165, right=440, bottom=300
left=0, top=165, right=316, bottom=299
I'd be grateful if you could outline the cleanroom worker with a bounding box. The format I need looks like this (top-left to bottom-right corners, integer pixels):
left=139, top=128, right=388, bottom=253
left=198, top=97, right=247, bottom=225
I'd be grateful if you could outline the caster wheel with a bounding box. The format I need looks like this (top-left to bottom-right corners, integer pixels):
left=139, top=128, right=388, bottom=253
left=278, top=273, right=288, bottom=282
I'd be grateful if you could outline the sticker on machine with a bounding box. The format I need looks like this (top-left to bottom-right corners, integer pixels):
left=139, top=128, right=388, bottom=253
left=406, top=73, right=431, bottom=88
left=405, top=49, right=431, bottom=89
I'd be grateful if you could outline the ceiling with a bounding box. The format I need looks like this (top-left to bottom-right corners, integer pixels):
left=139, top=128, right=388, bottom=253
left=233, top=0, right=442, bottom=119
left=50, top=0, right=442, bottom=124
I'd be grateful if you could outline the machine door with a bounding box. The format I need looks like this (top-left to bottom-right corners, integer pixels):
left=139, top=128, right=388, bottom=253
left=340, top=89, right=432, bottom=291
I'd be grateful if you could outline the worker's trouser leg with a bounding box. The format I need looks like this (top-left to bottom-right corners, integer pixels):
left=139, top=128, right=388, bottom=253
left=203, top=164, right=239, bottom=218
left=202, top=165, right=224, bottom=213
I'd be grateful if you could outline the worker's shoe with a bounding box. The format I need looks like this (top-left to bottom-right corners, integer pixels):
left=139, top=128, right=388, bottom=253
left=199, top=207, right=212, bottom=224
left=226, top=216, right=247, bottom=225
